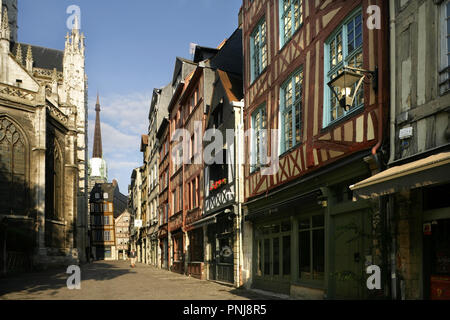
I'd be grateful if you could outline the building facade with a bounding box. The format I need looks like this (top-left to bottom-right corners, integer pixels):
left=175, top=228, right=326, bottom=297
left=128, top=167, right=142, bottom=260
left=145, top=84, right=171, bottom=268
left=0, top=1, right=89, bottom=274
left=138, top=135, right=149, bottom=264
left=241, top=0, right=389, bottom=299
left=179, top=58, right=214, bottom=280
left=115, top=210, right=131, bottom=260
left=167, top=57, right=197, bottom=274
left=157, top=117, right=170, bottom=270
left=201, top=67, right=245, bottom=286
left=89, top=181, right=127, bottom=260
left=352, top=0, right=450, bottom=300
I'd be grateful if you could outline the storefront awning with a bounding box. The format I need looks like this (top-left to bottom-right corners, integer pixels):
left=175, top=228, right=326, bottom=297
left=350, top=152, right=450, bottom=199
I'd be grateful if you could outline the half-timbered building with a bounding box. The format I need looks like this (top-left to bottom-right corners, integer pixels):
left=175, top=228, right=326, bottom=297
left=241, top=0, right=389, bottom=299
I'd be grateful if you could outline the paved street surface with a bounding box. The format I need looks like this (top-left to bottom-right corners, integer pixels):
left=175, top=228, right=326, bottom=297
left=0, top=260, right=278, bottom=300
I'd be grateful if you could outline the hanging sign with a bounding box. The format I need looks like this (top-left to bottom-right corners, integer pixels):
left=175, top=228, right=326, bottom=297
left=220, top=246, right=233, bottom=258
left=423, top=223, right=432, bottom=236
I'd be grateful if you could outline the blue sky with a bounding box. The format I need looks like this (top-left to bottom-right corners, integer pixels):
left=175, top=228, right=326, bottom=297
left=18, top=0, right=242, bottom=194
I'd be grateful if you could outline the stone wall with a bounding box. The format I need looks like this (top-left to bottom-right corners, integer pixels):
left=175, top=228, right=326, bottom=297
left=395, top=189, right=423, bottom=299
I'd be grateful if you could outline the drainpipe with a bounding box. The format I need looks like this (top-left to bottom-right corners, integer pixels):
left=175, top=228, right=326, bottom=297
left=388, top=0, right=397, bottom=300
left=388, top=0, right=397, bottom=164
left=372, top=0, right=386, bottom=158
left=232, top=99, right=245, bottom=287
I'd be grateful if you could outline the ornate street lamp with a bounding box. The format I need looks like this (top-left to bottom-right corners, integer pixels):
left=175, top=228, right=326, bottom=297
left=327, top=66, right=378, bottom=112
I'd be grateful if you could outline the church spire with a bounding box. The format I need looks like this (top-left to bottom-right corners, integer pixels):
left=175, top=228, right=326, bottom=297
left=92, top=92, right=103, bottom=159
left=0, top=6, right=10, bottom=41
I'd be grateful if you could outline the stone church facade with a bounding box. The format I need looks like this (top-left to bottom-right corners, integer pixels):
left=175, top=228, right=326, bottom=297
left=0, top=0, right=89, bottom=273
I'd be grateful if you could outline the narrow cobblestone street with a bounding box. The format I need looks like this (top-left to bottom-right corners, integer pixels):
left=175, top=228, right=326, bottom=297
left=0, top=261, right=277, bottom=300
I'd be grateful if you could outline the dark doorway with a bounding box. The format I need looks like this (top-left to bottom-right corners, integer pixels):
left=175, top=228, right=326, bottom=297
left=424, top=219, right=450, bottom=300
left=207, top=213, right=235, bottom=284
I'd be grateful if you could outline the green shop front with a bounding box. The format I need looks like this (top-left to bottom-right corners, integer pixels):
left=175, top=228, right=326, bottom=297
left=245, top=152, right=378, bottom=299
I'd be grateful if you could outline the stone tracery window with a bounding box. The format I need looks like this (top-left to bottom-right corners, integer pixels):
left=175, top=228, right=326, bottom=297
left=54, top=144, right=62, bottom=219
left=46, top=136, right=63, bottom=221
left=0, top=117, right=27, bottom=215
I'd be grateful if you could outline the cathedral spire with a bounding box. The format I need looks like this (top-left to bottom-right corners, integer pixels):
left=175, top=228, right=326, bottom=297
left=92, top=92, right=103, bottom=159
left=0, top=6, right=10, bottom=41
left=15, top=42, right=22, bottom=63
left=26, top=45, right=33, bottom=71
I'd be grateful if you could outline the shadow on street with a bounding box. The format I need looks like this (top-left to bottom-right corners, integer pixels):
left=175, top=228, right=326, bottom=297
left=0, top=261, right=134, bottom=298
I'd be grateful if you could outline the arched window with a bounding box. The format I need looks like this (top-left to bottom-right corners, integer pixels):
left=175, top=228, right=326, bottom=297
left=53, top=142, right=63, bottom=220
left=45, top=135, right=63, bottom=221
left=0, top=117, right=27, bottom=215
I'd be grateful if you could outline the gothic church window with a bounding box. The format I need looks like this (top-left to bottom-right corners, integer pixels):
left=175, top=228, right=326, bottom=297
left=46, top=137, right=63, bottom=220
left=0, top=118, right=27, bottom=215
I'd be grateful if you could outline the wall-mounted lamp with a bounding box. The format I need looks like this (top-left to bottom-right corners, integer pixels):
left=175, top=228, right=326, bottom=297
left=327, top=66, right=378, bottom=112
left=317, top=195, right=328, bottom=208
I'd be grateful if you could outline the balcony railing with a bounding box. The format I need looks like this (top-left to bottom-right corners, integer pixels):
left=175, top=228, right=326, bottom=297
left=204, top=182, right=235, bottom=214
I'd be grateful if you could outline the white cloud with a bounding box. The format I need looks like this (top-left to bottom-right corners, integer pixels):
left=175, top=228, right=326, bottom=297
left=88, top=92, right=151, bottom=136
left=87, top=91, right=150, bottom=193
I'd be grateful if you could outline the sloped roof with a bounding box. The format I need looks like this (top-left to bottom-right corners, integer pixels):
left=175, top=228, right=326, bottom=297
left=210, top=28, right=242, bottom=76
left=11, top=42, right=64, bottom=72
left=193, top=46, right=219, bottom=63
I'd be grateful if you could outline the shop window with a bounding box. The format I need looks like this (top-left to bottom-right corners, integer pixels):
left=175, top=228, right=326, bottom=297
left=283, top=235, right=291, bottom=276
left=273, top=237, right=280, bottom=275
left=264, top=239, right=270, bottom=276
left=255, top=220, right=292, bottom=278
left=298, top=214, right=325, bottom=282
left=257, top=240, right=262, bottom=276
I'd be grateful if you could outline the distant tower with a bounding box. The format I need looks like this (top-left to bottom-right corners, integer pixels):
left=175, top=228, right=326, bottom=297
left=93, top=93, right=103, bottom=158
left=88, top=93, right=108, bottom=190
left=1, top=0, right=18, bottom=43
